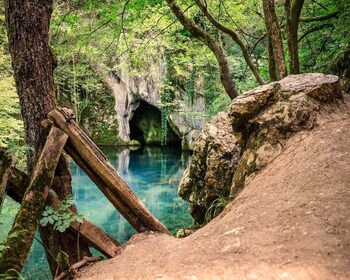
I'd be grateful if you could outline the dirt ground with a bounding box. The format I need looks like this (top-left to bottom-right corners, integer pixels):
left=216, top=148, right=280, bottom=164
left=78, top=98, right=350, bottom=280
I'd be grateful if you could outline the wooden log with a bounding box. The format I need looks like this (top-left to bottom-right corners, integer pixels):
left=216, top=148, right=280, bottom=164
left=0, top=127, right=68, bottom=275
left=55, top=256, right=103, bottom=280
left=48, top=108, right=170, bottom=235
left=6, top=166, right=121, bottom=258
left=0, top=147, right=12, bottom=210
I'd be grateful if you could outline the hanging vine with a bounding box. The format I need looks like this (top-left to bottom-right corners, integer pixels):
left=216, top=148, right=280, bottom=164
left=161, top=52, right=173, bottom=146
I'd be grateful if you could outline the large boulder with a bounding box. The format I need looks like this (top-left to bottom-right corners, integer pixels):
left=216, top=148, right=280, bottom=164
left=178, top=112, right=240, bottom=224
left=180, top=73, right=345, bottom=223
left=229, top=73, right=344, bottom=195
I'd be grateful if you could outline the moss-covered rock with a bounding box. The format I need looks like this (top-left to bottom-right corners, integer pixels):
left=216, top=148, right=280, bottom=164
left=229, top=73, right=343, bottom=196
left=180, top=73, right=345, bottom=224
left=178, top=112, right=241, bottom=224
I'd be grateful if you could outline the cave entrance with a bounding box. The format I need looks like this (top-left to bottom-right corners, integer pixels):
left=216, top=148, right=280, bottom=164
left=129, top=101, right=181, bottom=146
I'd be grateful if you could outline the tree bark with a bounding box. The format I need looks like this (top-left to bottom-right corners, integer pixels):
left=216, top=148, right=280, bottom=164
left=5, top=0, right=90, bottom=275
left=285, top=0, right=305, bottom=74
left=166, top=0, right=238, bottom=99
left=0, top=127, right=67, bottom=276
left=0, top=147, right=12, bottom=209
left=267, top=36, right=277, bottom=81
left=194, top=0, right=265, bottom=85
left=262, top=0, right=287, bottom=80
left=5, top=0, right=56, bottom=172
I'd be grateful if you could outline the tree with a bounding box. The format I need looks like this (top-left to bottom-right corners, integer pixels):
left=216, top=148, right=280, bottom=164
left=166, top=0, right=269, bottom=99
left=2, top=0, right=90, bottom=276
left=166, top=0, right=239, bottom=99
left=285, top=0, right=305, bottom=74
left=262, top=0, right=287, bottom=80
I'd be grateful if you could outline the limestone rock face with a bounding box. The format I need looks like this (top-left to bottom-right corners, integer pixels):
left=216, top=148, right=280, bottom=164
left=180, top=73, right=345, bottom=223
left=229, top=73, right=343, bottom=195
left=178, top=112, right=241, bottom=224
left=103, top=60, right=206, bottom=148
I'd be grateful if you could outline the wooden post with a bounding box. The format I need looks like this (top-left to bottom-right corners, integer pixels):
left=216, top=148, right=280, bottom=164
left=6, top=166, right=121, bottom=258
left=0, top=147, right=12, bottom=210
left=48, top=108, right=170, bottom=234
left=0, top=127, right=68, bottom=275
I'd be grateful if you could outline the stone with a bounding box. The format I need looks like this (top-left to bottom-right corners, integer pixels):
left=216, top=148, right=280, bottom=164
left=178, top=112, right=241, bottom=224
left=180, top=73, right=345, bottom=224
left=102, top=56, right=206, bottom=149
left=229, top=73, right=344, bottom=195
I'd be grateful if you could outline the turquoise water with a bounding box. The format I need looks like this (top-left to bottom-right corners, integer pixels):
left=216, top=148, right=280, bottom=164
left=1, top=146, right=193, bottom=279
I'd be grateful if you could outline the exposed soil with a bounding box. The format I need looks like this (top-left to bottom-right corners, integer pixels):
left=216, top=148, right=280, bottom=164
left=78, top=97, right=350, bottom=280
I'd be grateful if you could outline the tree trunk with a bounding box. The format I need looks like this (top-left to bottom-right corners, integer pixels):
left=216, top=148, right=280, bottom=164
left=5, top=0, right=90, bottom=276
left=262, top=0, right=287, bottom=80
left=166, top=0, right=238, bottom=99
left=267, top=36, right=278, bottom=81
left=0, top=147, right=12, bottom=210
left=285, top=0, right=305, bottom=74
left=5, top=0, right=55, bottom=171
left=0, top=127, right=67, bottom=276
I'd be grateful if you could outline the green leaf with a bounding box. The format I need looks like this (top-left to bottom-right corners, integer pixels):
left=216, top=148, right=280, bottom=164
left=40, top=217, right=49, bottom=226
left=48, top=216, right=55, bottom=224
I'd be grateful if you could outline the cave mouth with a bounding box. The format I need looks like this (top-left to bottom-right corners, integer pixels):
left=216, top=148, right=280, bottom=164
left=129, top=101, right=181, bottom=146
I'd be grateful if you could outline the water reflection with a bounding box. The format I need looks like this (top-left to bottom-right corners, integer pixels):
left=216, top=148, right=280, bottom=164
left=72, top=146, right=193, bottom=243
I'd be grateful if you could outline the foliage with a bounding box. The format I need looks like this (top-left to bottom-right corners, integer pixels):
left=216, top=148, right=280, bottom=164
left=204, top=196, right=232, bottom=224
left=0, top=46, right=26, bottom=168
left=0, top=269, right=25, bottom=280
left=298, top=0, right=350, bottom=72
left=40, top=195, right=84, bottom=233
left=0, top=76, right=24, bottom=147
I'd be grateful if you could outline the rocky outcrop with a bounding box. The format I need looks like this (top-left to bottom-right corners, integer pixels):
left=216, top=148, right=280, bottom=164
left=178, top=112, right=240, bottom=224
left=229, top=73, right=343, bottom=195
left=180, top=73, right=345, bottom=223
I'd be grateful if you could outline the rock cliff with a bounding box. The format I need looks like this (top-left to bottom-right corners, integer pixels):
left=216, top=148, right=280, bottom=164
left=103, top=60, right=206, bottom=148
left=178, top=112, right=240, bottom=223
left=179, top=73, right=346, bottom=223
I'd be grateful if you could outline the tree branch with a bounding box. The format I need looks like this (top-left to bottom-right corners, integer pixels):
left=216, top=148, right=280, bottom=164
left=300, top=10, right=339, bottom=22
left=166, top=0, right=238, bottom=99
left=298, top=23, right=333, bottom=42
left=195, top=0, right=265, bottom=85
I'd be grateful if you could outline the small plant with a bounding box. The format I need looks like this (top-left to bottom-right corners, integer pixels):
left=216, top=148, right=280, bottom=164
left=0, top=269, right=25, bottom=280
left=5, top=142, right=32, bottom=168
left=204, top=196, right=232, bottom=224
left=40, top=196, right=83, bottom=232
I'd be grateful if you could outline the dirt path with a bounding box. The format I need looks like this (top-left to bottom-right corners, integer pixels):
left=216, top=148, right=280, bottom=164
left=78, top=99, right=350, bottom=280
